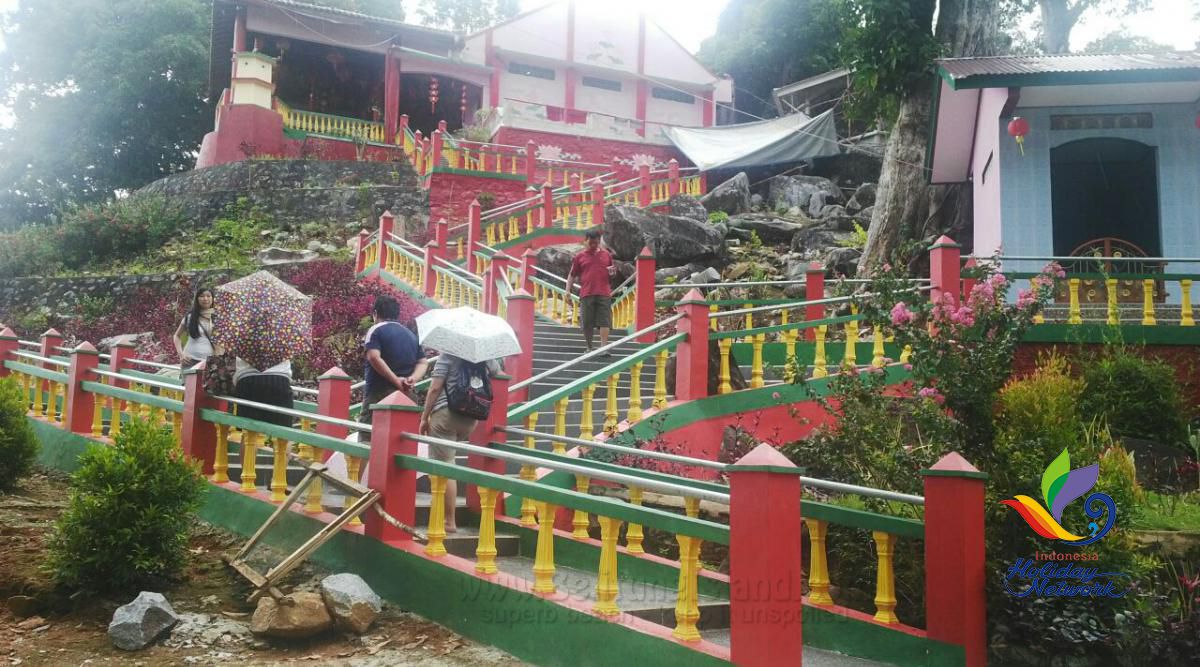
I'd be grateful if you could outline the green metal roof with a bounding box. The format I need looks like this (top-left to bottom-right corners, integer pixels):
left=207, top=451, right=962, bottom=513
left=936, top=51, right=1200, bottom=90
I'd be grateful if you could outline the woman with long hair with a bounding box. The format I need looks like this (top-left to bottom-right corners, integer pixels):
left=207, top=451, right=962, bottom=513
left=173, top=287, right=223, bottom=370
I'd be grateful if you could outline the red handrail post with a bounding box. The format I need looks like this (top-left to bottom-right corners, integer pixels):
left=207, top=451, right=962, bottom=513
left=431, top=129, right=444, bottom=169
left=354, top=229, right=370, bottom=275
left=635, top=246, right=657, bottom=342
left=377, top=211, right=396, bottom=273
left=520, top=248, right=538, bottom=295
left=317, top=366, right=353, bottom=441
left=0, top=327, right=17, bottom=378
left=506, top=290, right=535, bottom=403
left=805, top=263, right=825, bottom=341
left=930, top=236, right=962, bottom=308
left=923, top=453, right=988, bottom=667
left=674, top=288, right=710, bottom=401
left=467, top=199, right=483, bottom=273
left=728, top=444, right=805, bottom=665
left=65, top=342, right=101, bottom=436
left=590, top=182, right=605, bottom=229
left=540, top=182, right=554, bottom=229
left=423, top=243, right=439, bottom=298
left=39, top=329, right=63, bottom=412
left=524, top=140, right=538, bottom=184
left=667, top=158, right=680, bottom=197
left=433, top=218, right=449, bottom=260
left=637, top=163, right=651, bottom=208
left=180, top=361, right=220, bottom=474
left=365, top=392, right=421, bottom=543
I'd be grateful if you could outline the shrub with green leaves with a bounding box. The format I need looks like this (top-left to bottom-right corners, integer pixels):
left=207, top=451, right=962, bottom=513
left=1079, top=350, right=1190, bottom=447
left=707, top=210, right=729, bottom=224
left=0, top=377, right=39, bottom=491
left=47, top=418, right=206, bottom=593
left=992, top=353, right=1088, bottom=488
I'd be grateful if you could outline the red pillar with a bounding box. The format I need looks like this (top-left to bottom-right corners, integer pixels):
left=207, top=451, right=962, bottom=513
left=701, top=92, right=714, bottom=127
left=961, top=257, right=978, bottom=303
left=0, top=327, right=17, bottom=378
left=805, top=263, right=825, bottom=342
left=431, top=130, right=444, bottom=169
left=39, top=329, right=63, bottom=411
left=317, top=367, right=353, bottom=441
left=540, top=183, right=554, bottom=229
left=929, top=236, right=962, bottom=308
left=923, top=453, right=987, bottom=667
left=377, top=211, right=396, bottom=272
left=673, top=288, right=709, bottom=401
left=728, top=444, right=805, bottom=666
left=384, top=50, right=400, bottom=144
left=354, top=229, right=370, bottom=274
left=667, top=159, right=680, bottom=197
left=180, top=360, right=220, bottom=473
left=590, top=182, right=605, bottom=230
left=399, top=114, right=409, bottom=142
left=433, top=218, right=449, bottom=260
left=232, top=7, right=247, bottom=53
left=506, top=290, right=535, bottom=403
left=423, top=243, right=439, bottom=298
left=520, top=248, right=538, bottom=294
left=65, top=342, right=101, bottom=436
left=466, top=199, right=482, bottom=273
left=365, top=392, right=421, bottom=543
left=467, top=373, right=510, bottom=514
left=485, top=254, right=511, bottom=315
left=637, top=163, right=651, bottom=208
left=525, top=140, right=538, bottom=184
left=635, top=247, right=657, bottom=342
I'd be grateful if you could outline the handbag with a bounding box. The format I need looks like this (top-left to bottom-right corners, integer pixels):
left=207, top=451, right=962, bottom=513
left=203, top=352, right=238, bottom=397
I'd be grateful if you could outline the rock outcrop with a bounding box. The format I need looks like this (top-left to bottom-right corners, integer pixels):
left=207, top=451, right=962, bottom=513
left=700, top=172, right=751, bottom=216
left=108, top=592, right=179, bottom=651
left=604, top=206, right=725, bottom=267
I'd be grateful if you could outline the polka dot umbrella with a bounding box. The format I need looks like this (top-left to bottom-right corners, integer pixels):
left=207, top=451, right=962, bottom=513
left=212, top=271, right=312, bottom=370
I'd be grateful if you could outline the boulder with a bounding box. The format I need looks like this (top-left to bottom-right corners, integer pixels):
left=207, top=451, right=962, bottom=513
left=668, top=194, right=708, bottom=222
left=688, top=267, right=722, bottom=286
left=768, top=175, right=843, bottom=212
left=750, top=193, right=764, bottom=210
left=824, top=247, right=862, bottom=278
left=655, top=263, right=705, bottom=284
left=785, top=257, right=817, bottom=282
left=818, top=204, right=846, bottom=219
left=535, top=244, right=581, bottom=279
left=791, top=227, right=838, bottom=254
left=700, top=172, right=751, bottom=215
left=726, top=214, right=810, bottom=245
left=108, top=592, right=179, bottom=651
left=249, top=592, right=333, bottom=639
left=603, top=205, right=725, bottom=267
left=256, top=247, right=318, bottom=265
left=846, top=183, right=877, bottom=213
left=857, top=205, right=875, bottom=222
left=320, top=573, right=382, bottom=635
left=98, top=332, right=155, bottom=354
left=807, top=192, right=828, bottom=218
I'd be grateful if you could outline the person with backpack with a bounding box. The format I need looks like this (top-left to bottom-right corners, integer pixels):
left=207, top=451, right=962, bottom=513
left=418, top=354, right=501, bottom=534
left=359, top=295, right=429, bottom=424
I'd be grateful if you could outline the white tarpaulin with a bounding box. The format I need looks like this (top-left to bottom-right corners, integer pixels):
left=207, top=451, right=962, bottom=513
left=664, top=109, right=842, bottom=171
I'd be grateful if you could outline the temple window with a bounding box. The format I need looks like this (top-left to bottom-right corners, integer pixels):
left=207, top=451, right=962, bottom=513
left=651, top=86, right=694, bottom=104
left=582, top=76, right=622, bottom=91
left=508, top=62, right=556, bottom=80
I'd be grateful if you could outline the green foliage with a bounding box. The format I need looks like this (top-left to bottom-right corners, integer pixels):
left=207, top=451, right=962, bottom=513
left=747, top=230, right=763, bottom=250
left=837, top=221, right=869, bottom=249
left=1082, top=29, right=1174, bottom=53
left=0, top=377, right=39, bottom=492
left=1079, top=349, right=1190, bottom=447
left=836, top=0, right=941, bottom=121
left=46, top=418, right=206, bottom=593
left=993, top=353, right=1088, bottom=487
left=0, top=0, right=210, bottom=226
left=707, top=211, right=729, bottom=224
left=417, top=0, right=518, bottom=32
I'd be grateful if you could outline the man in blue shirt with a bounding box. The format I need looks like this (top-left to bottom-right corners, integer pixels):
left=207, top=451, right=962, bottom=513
left=359, top=295, right=429, bottom=424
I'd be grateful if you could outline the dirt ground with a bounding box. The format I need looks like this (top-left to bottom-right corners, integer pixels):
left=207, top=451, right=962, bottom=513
left=1, top=470, right=526, bottom=666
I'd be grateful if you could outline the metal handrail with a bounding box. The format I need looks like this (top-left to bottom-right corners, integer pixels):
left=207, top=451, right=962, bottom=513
left=210, top=394, right=372, bottom=433
left=17, top=340, right=40, bottom=349
left=433, top=256, right=484, bottom=284
left=125, top=358, right=179, bottom=371
left=293, top=386, right=319, bottom=397
left=995, top=254, right=1200, bottom=263
left=708, top=287, right=930, bottom=320
left=92, top=368, right=180, bottom=392
left=802, top=477, right=925, bottom=506
left=509, top=313, right=683, bottom=392
left=407, top=434, right=730, bottom=504
left=658, top=279, right=811, bottom=290
left=434, top=264, right=484, bottom=292
left=503, top=427, right=724, bottom=470
left=13, top=350, right=68, bottom=367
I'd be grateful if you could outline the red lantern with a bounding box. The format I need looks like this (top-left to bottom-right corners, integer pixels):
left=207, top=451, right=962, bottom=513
left=1007, top=116, right=1030, bottom=156
left=1194, top=112, right=1200, bottom=129
left=428, top=76, right=439, bottom=113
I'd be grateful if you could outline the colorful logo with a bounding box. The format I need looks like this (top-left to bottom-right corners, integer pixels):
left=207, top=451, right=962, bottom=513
left=1001, top=449, right=1116, bottom=546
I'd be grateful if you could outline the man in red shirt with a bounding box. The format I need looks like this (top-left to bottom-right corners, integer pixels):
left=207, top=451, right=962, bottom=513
left=565, top=228, right=616, bottom=354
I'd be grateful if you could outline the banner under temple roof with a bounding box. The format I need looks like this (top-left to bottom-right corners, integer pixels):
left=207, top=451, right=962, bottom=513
left=663, top=110, right=842, bottom=171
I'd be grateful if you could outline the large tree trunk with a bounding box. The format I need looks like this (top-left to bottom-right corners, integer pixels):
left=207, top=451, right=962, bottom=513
left=1039, top=0, right=1086, bottom=54
left=858, top=0, right=1001, bottom=274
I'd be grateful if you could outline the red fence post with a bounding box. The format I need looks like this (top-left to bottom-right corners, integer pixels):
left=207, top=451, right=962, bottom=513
left=431, top=129, right=444, bottom=169
left=377, top=211, right=395, bottom=273
left=317, top=367, right=352, bottom=441
left=540, top=182, right=554, bottom=229
left=520, top=248, right=538, bottom=295
left=65, top=342, right=100, bottom=436
left=467, top=373, right=511, bottom=514
left=524, top=140, right=538, bottom=184
left=728, top=444, right=805, bottom=666
left=399, top=114, right=409, bottom=143
left=673, top=288, right=710, bottom=401
left=923, top=453, right=987, bottom=667
left=929, top=236, right=962, bottom=308
left=354, top=229, right=370, bottom=275
left=668, top=158, right=680, bottom=197
left=180, top=361, right=220, bottom=474
left=365, top=392, right=421, bottom=543
left=466, top=199, right=482, bottom=273
left=0, top=327, right=17, bottom=378
left=433, top=218, right=449, bottom=260
left=591, top=182, right=605, bottom=230
left=506, top=290, right=535, bottom=404
left=423, top=242, right=439, bottom=298
left=40, top=329, right=63, bottom=411
left=637, top=163, right=651, bottom=208
left=635, top=246, right=657, bottom=342
left=805, top=263, right=825, bottom=342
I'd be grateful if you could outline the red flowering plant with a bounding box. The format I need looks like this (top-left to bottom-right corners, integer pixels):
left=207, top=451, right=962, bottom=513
left=848, top=258, right=1062, bottom=462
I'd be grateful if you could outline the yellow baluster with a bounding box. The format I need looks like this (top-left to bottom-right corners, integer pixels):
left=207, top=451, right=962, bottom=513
left=812, top=325, right=829, bottom=379
left=32, top=375, right=44, bottom=416
left=1142, top=279, right=1157, bottom=325
left=593, top=516, right=622, bottom=615
left=476, top=487, right=499, bottom=575
left=900, top=344, right=913, bottom=364
left=603, top=373, right=619, bottom=434
left=571, top=298, right=579, bottom=326
left=873, top=531, right=899, bottom=623
left=91, top=380, right=106, bottom=437
left=785, top=328, right=798, bottom=369
left=1067, top=278, right=1083, bottom=324
left=709, top=305, right=718, bottom=331
left=844, top=319, right=858, bottom=367
left=457, top=237, right=464, bottom=260
left=532, top=502, right=557, bottom=594
left=553, top=397, right=568, bottom=453
left=806, top=519, right=833, bottom=605
left=270, top=438, right=289, bottom=503
left=426, top=475, right=448, bottom=557
left=1106, top=278, right=1120, bottom=325
left=626, top=486, right=645, bottom=554
left=672, top=532, right=702, bottom=642
left=743, top=304, right=752, bottom=334
left=1031, top=278, right=1045, bottom=324
left=346, top=456, right=363, bottom=525
left=304, top=445, right=325, bottom=514
left=653, top=349, right=669, bottom=409
left=110, top=392, right=123, bottom=437
left=50, top=381, right=62, bottom=421
left=172, top=411, right=183, bottom=440
left=1181, top=279, right=1194, bottom=326
left=627, top=362, right=643, bottom=423
left=519, top=413, right=539, bottom=526
left=751, top=334, right=765, bottom=388
left=718, top=337, right=733, bottom=394
left=872, top=333, right=886, bottom=368
left=241, top=431, right=258, bottom=492
left=580, top=385, right=596, bottom=440
left=573, top=476, right=591, bottom=539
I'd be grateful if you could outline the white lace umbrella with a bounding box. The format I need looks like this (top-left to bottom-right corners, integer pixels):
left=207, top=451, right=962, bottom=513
left=415, top=307, right=521, bottom=363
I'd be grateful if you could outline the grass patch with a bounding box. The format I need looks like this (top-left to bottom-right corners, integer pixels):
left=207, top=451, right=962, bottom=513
left=1133, top=491, right=1200, bottom=532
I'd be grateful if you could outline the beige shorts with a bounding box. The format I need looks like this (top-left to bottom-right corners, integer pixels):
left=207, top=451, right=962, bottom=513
left=428, top=408, right=477, bottom=462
